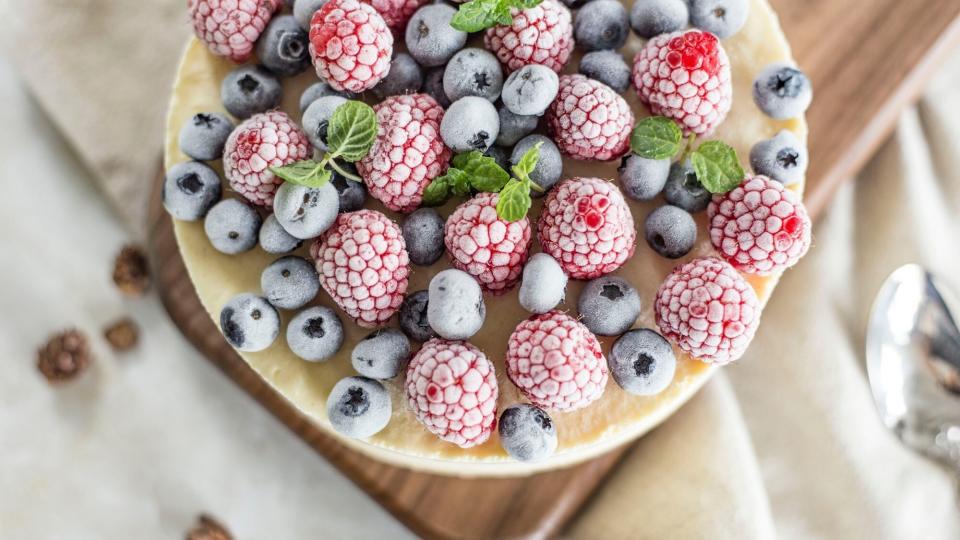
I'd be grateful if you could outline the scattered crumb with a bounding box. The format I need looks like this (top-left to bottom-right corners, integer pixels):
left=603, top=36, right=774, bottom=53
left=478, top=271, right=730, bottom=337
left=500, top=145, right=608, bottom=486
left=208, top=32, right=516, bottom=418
left=37, top=329, right=91, bottom=383
left=104, top=318, right=139, bottom=352
left=186, top=515, right=233, bottom=540
left=112, top=245, right=151, bottom=297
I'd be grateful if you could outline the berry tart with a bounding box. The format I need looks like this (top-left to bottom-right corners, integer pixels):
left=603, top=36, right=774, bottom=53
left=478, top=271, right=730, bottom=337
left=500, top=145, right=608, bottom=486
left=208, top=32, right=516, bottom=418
left=166, top=0, right=812, bottom=475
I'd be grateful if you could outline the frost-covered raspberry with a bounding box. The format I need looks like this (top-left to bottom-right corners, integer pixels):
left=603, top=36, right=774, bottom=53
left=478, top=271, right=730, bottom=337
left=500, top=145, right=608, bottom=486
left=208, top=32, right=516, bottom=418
left=363, top=0, right=429, bottom=32
left=655, top=257, right=760, bottom=365
left=444, top=193, right=532, bottom=293
left=223, top=111, right=311, bottom=208
left=310, top=210, right=411, bottom=327
left=357, top=94, right=450, bottom=212
left=188, top=0, right=281, bottom=62
left=484, top=0, right=574, bottom=74
left=708, top=175, right=811, bottom=275
left=405, top=339, right=498, bottom=448
left=546, top=74, right=634, bottom=161
left=537, top=177, right=636, bottom=280
left=308, top=0, right=393, bottom=93
left=633, top=29, right=732, bottom=137
left=505, top=310, right=608, bottom=412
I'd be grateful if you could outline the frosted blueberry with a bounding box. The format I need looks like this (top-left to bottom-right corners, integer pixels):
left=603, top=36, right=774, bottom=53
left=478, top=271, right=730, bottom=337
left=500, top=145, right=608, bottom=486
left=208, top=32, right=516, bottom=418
left=495, top=108, right=538, bottom=147
left=327, top=376, right=392, bottom=439
left=402, top=208, right=446, bottom=266
left=204, top=199, right=262, bottom=254
left=287, top=306, right=344, bottom=362
left=664, top=161, right=711, bottom=213
left=351, top=328, right=412, bottom=379
left=630, top=0, right=688, bottom=38
left=645, top=205, right=696, bottom=259
left=294, top=0, right=329, bottom=29
left=688, top=0, right=749, bottom=39
left=178, top=112, right=234, bottom=161
left=372, top=53, right=424, bottom=99
left=440, top=96, right=499, bottom=152
left=518, top=253, right=568, bottom=314
left=220, top=293, right=280, bottom=352
left=302, top=95, right=348, bottom=152
left=330, top=164, right=367, bottom=212
left=427, top=269, right=486, bottom=340
left=498, top=404, right=558, bottom=462
left=485, top=145, right=512, bottom=171
left=574, top=0, right=629, bottom=52
left=399, top=290, right=437, bottom=342
left=501, top=64, right=559, bottom=117
left=753, top=63, right=813, bottom=120
left=405, top=4, right=467, bottom=68
left=259, top=214, right=303, bottom=254
left=163, top=161, right=222, bottom=221
left=256, top=15, right=310, bottom=77
left=618, top=154, right=670, bottom=201
left=221, top=65, right=281, bottom=119
left=423, top=66, right=452, bottom=108
left=511, top=135, right=562, bottom=195
left=750, top=130, right=808, bottom=186
left=578, top=276, right=641, bottom=336
left=443, top=48, right=504, bottom=102
left=578, top=50, right=631, bottom=93
left=299, top=81, right=355, bottom=114
left=273, top=180, right=340, bottom=240
left=609, top=329, right=676, bottom=396
left=261, top=256, right=321, bottom=310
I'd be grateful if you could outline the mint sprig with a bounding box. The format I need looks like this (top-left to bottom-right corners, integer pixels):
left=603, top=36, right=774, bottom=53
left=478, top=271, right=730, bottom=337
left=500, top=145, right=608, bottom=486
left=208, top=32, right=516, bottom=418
left=451, top=0, right=543, bottom=32
left=496, top=141, right=543, bottom=222
left=628, top=116, right=745, bottom=194
left=271, top=100, right=377, bottom=188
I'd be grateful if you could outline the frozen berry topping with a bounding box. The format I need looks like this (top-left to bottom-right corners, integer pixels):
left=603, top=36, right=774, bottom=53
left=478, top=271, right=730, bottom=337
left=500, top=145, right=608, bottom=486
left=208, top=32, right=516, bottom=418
left=633, top=29, right=732, bottom=137
left=484, top=0, right=574, bottom=73
left=444, top=192, right=532, bottom=293
left=708, top=175, right=812, bottom=275
left=506, top=310, right=608, bottom=412
left=310, top=210, right=411, bottom=327
left=189, top=0, right=281, bottom=62
left=654, top=257, right=760, bottom=365
left=406, top=339, right=498, bottom=448
left=308, top=0, right=394, bottom=93
left=546, top=74, right=634, bottom=161
left=537, top=177, right=636, bottom=280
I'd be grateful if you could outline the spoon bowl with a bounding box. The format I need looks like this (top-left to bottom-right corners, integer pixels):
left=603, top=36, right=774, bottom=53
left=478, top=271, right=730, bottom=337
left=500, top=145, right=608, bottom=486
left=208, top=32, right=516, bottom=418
left=866, top=264, right=960, bottom=467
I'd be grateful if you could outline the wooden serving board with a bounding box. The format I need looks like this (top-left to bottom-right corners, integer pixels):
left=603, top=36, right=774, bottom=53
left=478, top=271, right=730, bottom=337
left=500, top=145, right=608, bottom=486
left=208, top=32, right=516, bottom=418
left=147, top=1, right=960, bottom=538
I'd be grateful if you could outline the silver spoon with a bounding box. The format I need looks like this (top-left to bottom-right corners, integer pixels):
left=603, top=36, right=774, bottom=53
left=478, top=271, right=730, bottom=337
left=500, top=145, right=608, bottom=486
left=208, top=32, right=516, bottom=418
left=867, top=264, right=960, bottom=468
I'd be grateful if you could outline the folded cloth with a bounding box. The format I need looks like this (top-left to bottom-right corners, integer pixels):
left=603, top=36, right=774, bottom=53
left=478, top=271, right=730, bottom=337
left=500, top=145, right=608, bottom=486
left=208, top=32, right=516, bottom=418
left=5, top=0, right=960, bottom=537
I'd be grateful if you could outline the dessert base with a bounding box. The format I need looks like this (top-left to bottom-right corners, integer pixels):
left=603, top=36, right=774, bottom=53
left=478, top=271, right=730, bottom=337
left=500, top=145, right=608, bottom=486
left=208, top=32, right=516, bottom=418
left=164, top=0, right=805, bottom=476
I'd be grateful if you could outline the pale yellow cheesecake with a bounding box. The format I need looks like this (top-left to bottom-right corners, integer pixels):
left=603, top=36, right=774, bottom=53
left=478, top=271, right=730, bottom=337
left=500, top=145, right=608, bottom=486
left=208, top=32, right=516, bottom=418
left=165, top=0, right=806, bottom=476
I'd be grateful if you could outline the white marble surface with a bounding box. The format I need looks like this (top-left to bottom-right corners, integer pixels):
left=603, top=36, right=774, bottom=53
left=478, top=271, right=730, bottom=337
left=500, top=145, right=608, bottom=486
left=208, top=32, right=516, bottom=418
left=0, top=56, right=413, bottom=540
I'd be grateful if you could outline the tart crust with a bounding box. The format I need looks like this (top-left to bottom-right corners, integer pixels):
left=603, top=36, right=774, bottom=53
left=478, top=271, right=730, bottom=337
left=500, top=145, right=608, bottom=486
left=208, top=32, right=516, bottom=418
left=165, top=0, right=806, bottom=476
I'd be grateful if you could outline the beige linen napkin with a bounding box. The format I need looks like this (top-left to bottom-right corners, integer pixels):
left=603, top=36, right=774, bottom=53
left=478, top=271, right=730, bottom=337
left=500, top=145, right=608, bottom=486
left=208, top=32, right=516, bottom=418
left=6, top=1, right=960, bottom=538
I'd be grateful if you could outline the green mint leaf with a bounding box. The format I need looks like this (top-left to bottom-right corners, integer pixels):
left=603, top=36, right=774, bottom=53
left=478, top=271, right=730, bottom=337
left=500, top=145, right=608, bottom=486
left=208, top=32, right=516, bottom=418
left=447, top=168, right=472, bottom=197
left=327, top=101, right=378, bottom=162
left=493, top=2, right=514, bottom=25
left=511, top=141, right=542, bottom=182
left=421, top=176, right=451, bottom=206
left=630, top=116, right=683, bottom=160
left=512, top=0, right=542, bottom=8
left=495, top=178, right=533, bottom=222
left=270, top=159, right=332, bottom=188
left=450, top=0, right=501, bottom=32
left=454, top=151, right=511, bottom=192
left=690, top=141, right=745, bottom=194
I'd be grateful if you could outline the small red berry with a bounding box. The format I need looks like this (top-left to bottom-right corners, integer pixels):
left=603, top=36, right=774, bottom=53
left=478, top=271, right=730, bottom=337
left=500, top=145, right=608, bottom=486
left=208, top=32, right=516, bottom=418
left=484, top=0, right=574, bottom=73
left=310, top=210, right=411, bottom=327
left=223, top=111, right=311, bottom=208
left=309, top=0, right=393, bottom=93
left=188, top=0, right=281, bottom=62
left=546, top=74, right=634, bottom=161
left=655, top=257, right=760, bottom=365
left=537, top=177, right=636, bottom=280
left=633, top=29, right=732, bottom=137
left=363, top=0, right=429, bottom=33
left=357, top=94, right=451, bottom=213
left=406, top=339, right=498, bottom=448
left=708, top=175, right=812, bottom=275
left=444, top=193, right=532, bottom=293
left=505, top=310, right=608, bottom=412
